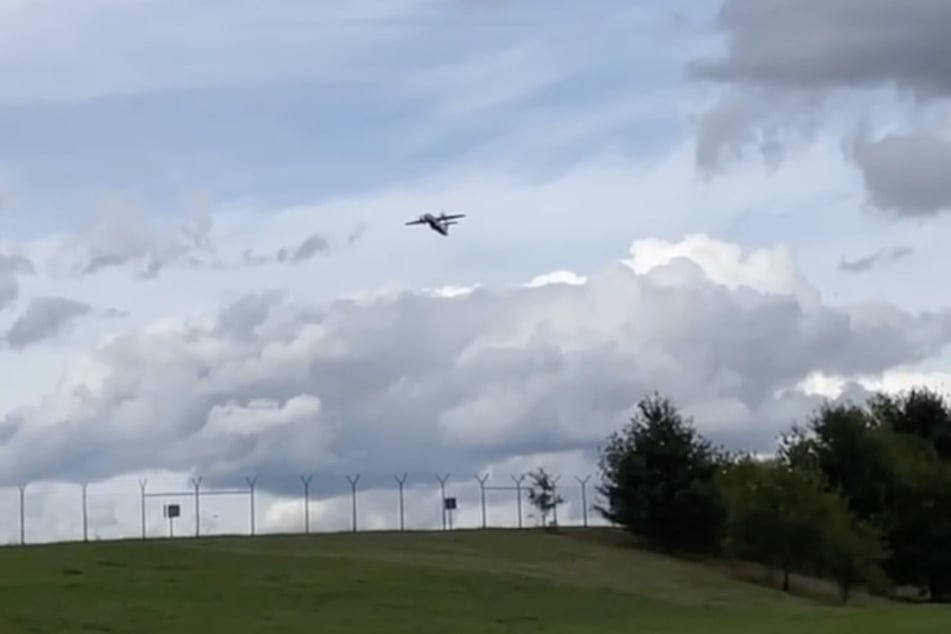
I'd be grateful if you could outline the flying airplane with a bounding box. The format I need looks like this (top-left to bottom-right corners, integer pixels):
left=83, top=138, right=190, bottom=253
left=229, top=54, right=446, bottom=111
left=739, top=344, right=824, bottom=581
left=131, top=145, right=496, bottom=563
left=404, top=212, right=466, bottom=236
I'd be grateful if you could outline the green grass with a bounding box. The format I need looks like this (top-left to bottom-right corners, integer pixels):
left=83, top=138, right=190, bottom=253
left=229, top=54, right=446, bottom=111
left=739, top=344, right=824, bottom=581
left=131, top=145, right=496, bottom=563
left=0, top=528, right=947, bottom=633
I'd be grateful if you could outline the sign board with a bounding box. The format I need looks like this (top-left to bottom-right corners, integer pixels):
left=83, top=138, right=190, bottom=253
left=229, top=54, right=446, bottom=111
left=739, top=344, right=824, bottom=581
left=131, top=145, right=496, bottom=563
left=163, top=504, right=180, bottom=518
left=443, top=497, right=457, bottom=510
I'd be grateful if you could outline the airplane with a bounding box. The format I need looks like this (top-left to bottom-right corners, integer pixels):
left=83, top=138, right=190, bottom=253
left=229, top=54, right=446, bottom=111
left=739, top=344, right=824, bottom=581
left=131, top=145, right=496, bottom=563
left=404, top=212, right=466, bottom=236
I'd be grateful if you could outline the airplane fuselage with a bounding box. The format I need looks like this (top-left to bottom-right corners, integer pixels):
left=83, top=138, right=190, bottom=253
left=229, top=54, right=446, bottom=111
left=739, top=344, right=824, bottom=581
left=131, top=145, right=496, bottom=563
left=426, top=217, right=449, bottom=235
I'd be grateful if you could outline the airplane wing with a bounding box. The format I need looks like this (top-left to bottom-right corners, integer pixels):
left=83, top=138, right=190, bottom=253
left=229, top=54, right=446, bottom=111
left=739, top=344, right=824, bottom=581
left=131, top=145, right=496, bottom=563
left=440, top=214, right=466, bottom=220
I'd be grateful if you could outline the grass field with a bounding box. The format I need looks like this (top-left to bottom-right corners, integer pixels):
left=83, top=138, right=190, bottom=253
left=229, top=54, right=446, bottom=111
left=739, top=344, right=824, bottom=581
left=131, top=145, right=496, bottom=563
left=0, top=528, right=947, bottom=633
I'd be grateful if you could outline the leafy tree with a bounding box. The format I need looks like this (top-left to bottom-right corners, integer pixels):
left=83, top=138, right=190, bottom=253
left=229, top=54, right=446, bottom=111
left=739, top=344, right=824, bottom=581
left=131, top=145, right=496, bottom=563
left=779, top=401, right=889, bottom=523
left=817, top=491, right=888, bottom=604
left=717, top=456, right=829, bottom=593
left=527, top=467, right=564, bottom=528
left=783, top=397, right=951, bottom=602
left=869, top=387, right=951, bottom=462
left=718, top=455, right=887, bottom=601
left=596, top=392, right=726, bottom=554
left=878, top=432, right=951, bottom=602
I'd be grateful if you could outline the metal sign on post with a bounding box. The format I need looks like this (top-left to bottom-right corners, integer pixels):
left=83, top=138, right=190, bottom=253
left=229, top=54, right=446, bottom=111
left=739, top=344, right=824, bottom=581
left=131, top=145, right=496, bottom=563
left=164, top=503, right=180, bottom=537
left=143, top=476, right=250, bottom=539
left=443, top=497, right=457, bottom=530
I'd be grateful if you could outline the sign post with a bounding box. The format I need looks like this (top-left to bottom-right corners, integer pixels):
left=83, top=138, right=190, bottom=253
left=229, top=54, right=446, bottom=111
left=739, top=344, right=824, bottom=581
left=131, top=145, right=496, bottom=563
left=443, top=497, right=457, bottom=530
left=163, top=503, right=180, bottom=537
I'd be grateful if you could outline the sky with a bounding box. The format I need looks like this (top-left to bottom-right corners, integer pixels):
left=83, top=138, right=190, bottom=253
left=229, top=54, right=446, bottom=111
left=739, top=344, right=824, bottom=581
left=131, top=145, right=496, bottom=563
left=1, top=0, right=951, bottom=543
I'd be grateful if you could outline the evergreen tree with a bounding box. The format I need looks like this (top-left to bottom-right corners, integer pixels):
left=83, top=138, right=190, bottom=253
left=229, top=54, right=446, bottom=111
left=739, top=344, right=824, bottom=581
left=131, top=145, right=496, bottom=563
left=596, top=392, right=726, bottom=554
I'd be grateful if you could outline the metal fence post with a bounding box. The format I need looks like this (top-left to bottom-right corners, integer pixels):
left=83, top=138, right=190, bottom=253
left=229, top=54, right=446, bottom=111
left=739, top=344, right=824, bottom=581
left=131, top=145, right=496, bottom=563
left=300, top=475, right=312, bottom=534
left=190, top=476, right=202, bottom=537
left=475, top=474, right=489, bottom=529
left=576, top=475, right=591, bottom=527
left=246, top=477, right=257, bottom=536
left=394, top=473, right=408, bottom=531
left=346, top=475, right=360, bottom=532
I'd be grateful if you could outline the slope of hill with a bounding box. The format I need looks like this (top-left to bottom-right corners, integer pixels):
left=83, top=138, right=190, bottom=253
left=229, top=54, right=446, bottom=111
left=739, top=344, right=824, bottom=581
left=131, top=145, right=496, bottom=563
left=0, top=528, right=946, bottom=633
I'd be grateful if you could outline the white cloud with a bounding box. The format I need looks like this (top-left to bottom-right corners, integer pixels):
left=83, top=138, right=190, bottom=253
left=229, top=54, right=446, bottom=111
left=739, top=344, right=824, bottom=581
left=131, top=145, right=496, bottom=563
left=623, top=233, right=816, bottom=302
left=799, top=368, right=951, bottom=401
left=526, top=271, right=586, bottom=288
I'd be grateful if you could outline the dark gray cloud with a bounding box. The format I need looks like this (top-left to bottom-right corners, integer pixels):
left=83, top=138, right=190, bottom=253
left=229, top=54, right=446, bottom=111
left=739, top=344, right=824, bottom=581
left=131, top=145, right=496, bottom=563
left=688, top=0, right=951, bottom=216
left=1, top=242, right=949, bottom=496
left=846, top=129, right=951, bottom=216
left=245, top=229, right=360, bottom=267
left=689, top=0, right=951, bottom=97
left=101, top=307, right=130, bottom=319
left=346, top=223, right=367, bottom=246
left=276, top=233, right=330, bottom=263
left=693, top=91, right=820, bottom=169
left=839, top=246, right=913, bottom=273
left=5, top=297, right=93, bottom=349
left=0, top=253, right=35, bottom=312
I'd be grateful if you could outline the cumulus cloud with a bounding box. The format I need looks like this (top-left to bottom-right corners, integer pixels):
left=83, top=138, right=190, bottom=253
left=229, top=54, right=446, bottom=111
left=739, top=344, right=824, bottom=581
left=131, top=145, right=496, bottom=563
left=622, top=234, right=817, bottom=303
left=1, top=235, right=949, bottom=500
left=4, top=296, right=93, bottom=349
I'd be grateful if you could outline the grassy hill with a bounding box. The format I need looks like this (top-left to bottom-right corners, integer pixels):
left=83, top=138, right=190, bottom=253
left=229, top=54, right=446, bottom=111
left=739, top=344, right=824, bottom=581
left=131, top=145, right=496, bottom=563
left=0, top=528, right=947, bottom=633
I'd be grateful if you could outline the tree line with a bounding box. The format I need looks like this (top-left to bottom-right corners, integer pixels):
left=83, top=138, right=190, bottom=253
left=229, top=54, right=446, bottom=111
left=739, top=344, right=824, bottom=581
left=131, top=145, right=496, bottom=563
left=594, top=388, right=951, bottom=604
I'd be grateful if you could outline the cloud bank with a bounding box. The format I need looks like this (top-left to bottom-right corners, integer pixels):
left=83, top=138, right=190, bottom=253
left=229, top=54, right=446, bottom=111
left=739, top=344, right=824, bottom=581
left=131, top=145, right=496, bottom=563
left=2, top=235, right=948, bottom=500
